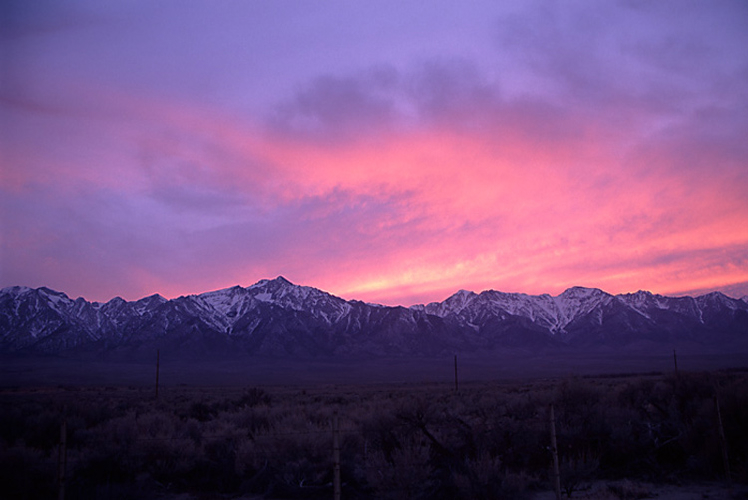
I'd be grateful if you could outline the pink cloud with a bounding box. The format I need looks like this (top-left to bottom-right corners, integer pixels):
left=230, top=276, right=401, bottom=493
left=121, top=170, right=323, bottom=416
left=2, top=66, right=747, bottom=305
left=249, top=116, right=747, bottom=304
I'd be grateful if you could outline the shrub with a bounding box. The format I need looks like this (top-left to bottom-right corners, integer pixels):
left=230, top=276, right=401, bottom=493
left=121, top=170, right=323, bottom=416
left=2, top=371, right=747, bottom=499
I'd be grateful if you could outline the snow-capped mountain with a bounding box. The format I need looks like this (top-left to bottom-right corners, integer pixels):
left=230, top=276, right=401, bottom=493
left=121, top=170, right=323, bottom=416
left=412, top=286, right=613, bottom=336
left=1, top=278, right=747, bottom=357
left=416, top=286, right=748, bottom=346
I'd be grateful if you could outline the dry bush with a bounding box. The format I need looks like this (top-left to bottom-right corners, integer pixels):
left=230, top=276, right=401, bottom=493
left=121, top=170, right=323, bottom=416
left=365, top=439, right=433, bottom=499
left=2, top=370, right=747, bottom=498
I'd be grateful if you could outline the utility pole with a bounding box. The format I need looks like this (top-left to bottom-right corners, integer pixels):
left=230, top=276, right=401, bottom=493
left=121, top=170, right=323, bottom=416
left=155, top=349, right=160, bottom=400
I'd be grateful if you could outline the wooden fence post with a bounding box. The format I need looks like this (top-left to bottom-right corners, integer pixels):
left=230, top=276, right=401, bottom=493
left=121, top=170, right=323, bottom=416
left=333, top=412, right=341, bottom=500
left=57, top=417, right=67, bottom=500
left=549, top=404, right=561, bottom=500
left=714, top=393, right=731, bottom=483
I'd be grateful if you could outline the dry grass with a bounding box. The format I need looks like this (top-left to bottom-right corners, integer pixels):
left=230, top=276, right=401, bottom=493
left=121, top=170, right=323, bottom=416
left=1, top=370, right=747, bottom=498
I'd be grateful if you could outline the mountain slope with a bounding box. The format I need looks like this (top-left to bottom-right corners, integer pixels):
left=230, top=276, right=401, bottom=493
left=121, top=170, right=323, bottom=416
left=1, top=278, right=747, bottom=357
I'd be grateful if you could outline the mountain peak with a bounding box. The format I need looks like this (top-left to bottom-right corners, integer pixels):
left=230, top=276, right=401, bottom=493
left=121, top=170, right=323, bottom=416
left=447, top=289, right=476, bottom=302
left=695, top=291, right=739, bottom=310
left=38, top=286, right=70, bottom=298
left=1, top=285, right=33, bottom=295
left=137, top=293, right=167, bottom=304
left=558, top=286, right=606, bottom=298
left=250, top=276, right=295, bottom=289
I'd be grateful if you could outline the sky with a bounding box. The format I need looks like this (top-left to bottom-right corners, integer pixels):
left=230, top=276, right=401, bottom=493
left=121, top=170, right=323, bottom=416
left=1, top=1, right=747, bottom=306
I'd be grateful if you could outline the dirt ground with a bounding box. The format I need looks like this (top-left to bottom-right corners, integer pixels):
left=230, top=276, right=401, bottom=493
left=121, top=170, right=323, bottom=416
left=532, top=480, right=748, bottom=499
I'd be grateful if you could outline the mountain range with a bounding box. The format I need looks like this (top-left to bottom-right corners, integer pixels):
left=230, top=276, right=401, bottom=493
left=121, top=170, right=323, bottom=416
left=1, top=277, right=747, bottom=358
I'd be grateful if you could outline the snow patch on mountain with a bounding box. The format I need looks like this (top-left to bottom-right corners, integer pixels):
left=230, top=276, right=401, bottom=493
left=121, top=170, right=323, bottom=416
left=2, top=279, right=747, bottom=355
left=199, top=286, right=248, bottom=316
left=413, top=286, right=614, bottom=335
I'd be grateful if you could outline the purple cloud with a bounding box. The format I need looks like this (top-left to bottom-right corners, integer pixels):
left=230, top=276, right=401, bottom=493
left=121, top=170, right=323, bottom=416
left=2, top=1, right=748, bottom=305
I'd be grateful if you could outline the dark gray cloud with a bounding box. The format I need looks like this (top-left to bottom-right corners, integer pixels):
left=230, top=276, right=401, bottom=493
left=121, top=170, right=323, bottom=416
left=267, top=68, right=400, bottom=141
left=406, top=58, right=498, bottom=125
left=266, top=57, right=510, bottom=142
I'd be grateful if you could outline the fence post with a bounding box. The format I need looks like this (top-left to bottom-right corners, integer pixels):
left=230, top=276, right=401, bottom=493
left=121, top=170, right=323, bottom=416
left=549, top=404, right=561, bottom=500
left=333, top=412, right=341, bottom=500
left=714, top=393, right=731, bottom=483
left=57, top=416, right=67, bottom=500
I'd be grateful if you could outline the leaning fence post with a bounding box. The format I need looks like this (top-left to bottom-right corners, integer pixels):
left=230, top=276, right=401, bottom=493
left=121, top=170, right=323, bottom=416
left=549, top=404, right=561, bottom=500
left=332, top=412, right=341, bottom=500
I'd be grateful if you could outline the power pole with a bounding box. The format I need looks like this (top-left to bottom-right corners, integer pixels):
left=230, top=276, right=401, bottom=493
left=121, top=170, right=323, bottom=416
left=155, top=349, right=160, bottom=400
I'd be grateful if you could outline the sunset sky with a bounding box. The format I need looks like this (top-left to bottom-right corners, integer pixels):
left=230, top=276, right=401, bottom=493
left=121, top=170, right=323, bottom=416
left=2, top=1, right=747, bottom=306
